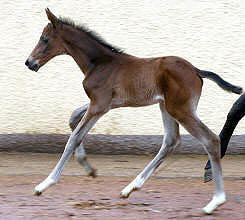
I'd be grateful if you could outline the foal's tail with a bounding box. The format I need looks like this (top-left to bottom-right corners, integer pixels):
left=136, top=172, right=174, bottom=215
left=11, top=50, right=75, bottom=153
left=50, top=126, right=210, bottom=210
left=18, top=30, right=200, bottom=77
left=196, top=69, right=243, bottom=94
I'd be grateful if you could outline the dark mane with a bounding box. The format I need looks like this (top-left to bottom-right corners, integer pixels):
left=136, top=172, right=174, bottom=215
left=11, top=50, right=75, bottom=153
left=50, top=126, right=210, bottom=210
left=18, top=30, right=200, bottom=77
left=59, top=17, right=124, bottom=54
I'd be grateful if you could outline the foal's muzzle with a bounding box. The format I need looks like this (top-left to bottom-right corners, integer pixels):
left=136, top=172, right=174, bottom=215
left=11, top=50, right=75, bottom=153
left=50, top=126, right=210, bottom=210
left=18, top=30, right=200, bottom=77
left=25, top=58, right=40, bottom=72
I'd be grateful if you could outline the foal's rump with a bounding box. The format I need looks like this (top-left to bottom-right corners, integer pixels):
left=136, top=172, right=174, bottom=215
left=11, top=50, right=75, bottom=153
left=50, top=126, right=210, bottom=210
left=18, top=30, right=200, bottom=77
left=160, top=56, right=243, bottom=95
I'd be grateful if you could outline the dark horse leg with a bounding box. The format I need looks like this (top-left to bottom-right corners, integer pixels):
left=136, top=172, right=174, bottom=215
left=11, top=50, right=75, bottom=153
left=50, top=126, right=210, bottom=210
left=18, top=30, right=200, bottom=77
left=204, top=93, right=245, bottom=182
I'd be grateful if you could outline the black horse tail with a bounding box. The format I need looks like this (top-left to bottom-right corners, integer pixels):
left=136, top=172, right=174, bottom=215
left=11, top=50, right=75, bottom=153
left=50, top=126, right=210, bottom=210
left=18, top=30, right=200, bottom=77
left=196, top=68, right=243, bottom=94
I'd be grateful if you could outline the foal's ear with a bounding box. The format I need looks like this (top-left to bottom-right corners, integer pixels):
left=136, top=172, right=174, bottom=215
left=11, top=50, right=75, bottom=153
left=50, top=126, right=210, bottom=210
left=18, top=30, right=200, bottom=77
left=45, top=8, right=59, bottom=28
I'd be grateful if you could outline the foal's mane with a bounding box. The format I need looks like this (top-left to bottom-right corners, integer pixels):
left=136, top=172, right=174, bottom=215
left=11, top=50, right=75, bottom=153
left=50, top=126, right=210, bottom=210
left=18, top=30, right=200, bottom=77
left=59, top=17, right=124, bottom=54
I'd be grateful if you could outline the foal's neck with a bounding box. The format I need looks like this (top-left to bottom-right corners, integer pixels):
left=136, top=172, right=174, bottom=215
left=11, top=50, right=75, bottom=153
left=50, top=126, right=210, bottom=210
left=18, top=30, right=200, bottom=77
left=60, top=26, right=115, bottom=75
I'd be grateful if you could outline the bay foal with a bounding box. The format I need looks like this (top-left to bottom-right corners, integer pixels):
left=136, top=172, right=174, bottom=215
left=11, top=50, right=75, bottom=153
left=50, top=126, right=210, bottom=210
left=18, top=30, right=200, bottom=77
left=25, top=9, right=243, bottom=214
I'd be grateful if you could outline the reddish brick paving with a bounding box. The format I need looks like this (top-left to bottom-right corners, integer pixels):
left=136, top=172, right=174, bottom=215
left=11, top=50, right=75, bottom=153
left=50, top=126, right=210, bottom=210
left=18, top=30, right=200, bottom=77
left=0, top=153, right=244, bottom=219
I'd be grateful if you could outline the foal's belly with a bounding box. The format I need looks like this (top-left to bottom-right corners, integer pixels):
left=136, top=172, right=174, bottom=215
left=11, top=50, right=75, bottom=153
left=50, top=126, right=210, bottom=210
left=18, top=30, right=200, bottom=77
left=111, top=92, right=164, bottom=108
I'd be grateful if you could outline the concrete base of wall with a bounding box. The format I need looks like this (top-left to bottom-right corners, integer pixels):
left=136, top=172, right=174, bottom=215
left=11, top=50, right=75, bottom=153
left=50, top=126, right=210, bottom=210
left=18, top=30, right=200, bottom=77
left=0, top=134, right=244, bottom=155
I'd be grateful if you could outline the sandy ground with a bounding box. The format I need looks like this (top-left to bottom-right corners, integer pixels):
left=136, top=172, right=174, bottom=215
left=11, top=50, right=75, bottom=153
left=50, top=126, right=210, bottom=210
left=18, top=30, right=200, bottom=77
left=0, top=152, right=244, bottom=219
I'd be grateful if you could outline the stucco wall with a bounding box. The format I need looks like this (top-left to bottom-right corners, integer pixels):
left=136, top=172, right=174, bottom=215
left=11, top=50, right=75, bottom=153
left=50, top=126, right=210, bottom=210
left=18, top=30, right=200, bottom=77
left=1, top=0, right=245, bottom=137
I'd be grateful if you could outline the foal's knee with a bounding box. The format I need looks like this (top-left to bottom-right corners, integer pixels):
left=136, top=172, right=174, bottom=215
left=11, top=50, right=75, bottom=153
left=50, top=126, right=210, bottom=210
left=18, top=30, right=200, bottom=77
left=69, top=118, right=76, bottom=131
left=69, top=111, right=79, bottom=131
left=69, top=107, right=87, bottom=131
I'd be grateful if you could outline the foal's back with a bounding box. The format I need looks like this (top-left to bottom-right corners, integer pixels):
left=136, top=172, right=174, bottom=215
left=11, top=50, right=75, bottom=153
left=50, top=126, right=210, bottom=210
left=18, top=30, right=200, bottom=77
left=111, top=55, right=202, bottom=109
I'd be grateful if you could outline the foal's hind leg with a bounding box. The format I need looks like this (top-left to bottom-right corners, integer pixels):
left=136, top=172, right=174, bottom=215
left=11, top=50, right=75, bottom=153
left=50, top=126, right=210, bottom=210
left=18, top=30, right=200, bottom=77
left=176, top=112, right=226, bottom=214
left=69, top=103, right=96, bottom=177
left=120, top=101, right=180, bottom=198
left=204, top=93, right=245, bottom=182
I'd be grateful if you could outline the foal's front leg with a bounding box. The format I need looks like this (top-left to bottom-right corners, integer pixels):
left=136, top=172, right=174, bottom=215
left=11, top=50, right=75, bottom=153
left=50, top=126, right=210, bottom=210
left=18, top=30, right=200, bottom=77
left=69, top=103, right=96, bottom=176
left=69, top=103, right=89, bottom=130
left=34, top=105, right=105, bottom=195
left=74, top=142, right=97, bottom=177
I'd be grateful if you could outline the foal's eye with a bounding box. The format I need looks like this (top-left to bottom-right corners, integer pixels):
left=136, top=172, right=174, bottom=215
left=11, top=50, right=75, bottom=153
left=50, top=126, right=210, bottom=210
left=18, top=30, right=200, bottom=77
left=42, top=38, right=49, bottom=44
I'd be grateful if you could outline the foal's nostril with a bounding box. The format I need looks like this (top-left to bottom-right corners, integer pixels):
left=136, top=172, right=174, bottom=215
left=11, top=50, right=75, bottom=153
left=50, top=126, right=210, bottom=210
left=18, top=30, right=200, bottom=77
left=33, top=63, right=38, bottom=70
left=25, top=60, right=30, bottom=67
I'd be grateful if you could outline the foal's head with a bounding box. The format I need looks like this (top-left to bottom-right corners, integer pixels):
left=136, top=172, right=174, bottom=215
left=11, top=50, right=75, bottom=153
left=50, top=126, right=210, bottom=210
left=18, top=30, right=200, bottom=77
left=25, top=9, right=66, bottom=72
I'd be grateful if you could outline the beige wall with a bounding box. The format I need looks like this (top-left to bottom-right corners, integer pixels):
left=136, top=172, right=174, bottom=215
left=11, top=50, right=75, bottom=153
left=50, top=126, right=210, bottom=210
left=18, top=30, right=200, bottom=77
left=0, top=0, right=245, bottom=135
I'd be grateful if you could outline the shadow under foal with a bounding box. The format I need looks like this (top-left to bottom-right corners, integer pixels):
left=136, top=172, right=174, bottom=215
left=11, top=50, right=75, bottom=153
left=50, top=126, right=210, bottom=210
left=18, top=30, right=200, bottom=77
left=25, top=9, right=243, bottom=214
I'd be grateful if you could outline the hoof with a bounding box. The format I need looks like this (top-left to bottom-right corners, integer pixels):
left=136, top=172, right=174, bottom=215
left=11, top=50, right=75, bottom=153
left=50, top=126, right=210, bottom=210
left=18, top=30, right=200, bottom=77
left=88, top=168, right=97, bottom=178
left=34, top=190, right=42, bottom=196
left=202, top=199, right=225, bottom=214
left=120, top=186, right=139, bottom=199
left=202, top=207, right=213, bottom=215
left=204, top=168, right=213, bottom=183
left=202, top=193, right=226, bottom=214
left=120, top=191, right=130, bottom=199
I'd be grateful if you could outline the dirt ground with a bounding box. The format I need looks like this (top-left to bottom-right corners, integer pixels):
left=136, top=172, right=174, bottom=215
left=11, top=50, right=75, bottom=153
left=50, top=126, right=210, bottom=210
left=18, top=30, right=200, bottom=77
left=0, top=152, right=244, bottom=220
